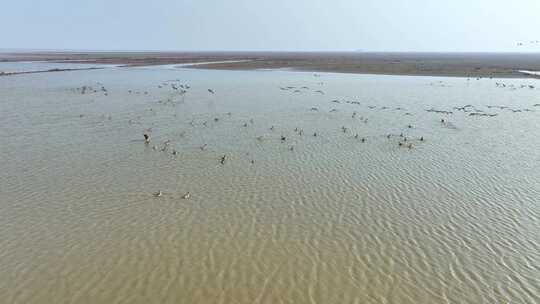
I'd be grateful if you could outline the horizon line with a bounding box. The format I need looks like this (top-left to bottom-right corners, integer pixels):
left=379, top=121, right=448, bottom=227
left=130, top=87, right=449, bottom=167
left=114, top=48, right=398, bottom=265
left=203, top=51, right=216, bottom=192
left=1, top=48, right=540, bottom=54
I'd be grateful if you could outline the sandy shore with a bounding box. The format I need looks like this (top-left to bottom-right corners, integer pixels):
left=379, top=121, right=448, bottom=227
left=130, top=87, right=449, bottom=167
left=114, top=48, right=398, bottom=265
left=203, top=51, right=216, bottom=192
left=2, top=51, right=540, bottom=78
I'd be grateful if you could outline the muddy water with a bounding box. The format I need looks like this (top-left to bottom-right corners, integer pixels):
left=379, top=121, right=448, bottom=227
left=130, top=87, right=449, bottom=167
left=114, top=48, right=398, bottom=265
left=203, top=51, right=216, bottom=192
left=1, top=64, right=539, bottom=303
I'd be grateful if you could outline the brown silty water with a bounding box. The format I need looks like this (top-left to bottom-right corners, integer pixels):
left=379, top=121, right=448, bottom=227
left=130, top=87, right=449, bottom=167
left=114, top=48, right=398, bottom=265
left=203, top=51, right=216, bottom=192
left=1, top=63, right=539, bottom=303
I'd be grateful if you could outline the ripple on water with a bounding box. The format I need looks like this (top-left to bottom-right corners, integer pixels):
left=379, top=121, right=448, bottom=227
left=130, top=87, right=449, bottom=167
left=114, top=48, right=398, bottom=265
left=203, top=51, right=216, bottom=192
left=1, top=67, right=539, bottom=303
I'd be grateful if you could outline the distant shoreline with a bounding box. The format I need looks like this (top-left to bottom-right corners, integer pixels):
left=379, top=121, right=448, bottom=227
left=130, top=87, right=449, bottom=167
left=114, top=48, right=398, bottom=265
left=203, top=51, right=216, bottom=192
left=2, top=51, right=540, bottom=79
left=0, top=67, right=104, bottom=77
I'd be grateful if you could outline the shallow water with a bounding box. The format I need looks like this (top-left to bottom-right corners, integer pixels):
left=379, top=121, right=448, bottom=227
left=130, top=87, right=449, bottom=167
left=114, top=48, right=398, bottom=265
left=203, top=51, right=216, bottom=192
left=1, top=64, right=539, bottom=304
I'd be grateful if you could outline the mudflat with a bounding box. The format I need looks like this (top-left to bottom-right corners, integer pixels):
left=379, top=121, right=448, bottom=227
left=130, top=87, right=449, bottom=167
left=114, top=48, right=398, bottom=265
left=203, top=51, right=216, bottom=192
left=1, top=51, right=540, bottom=78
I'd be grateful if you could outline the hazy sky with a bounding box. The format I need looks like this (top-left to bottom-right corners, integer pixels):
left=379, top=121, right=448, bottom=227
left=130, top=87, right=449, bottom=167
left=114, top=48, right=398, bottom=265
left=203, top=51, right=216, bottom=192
left=2, top=0, right=540, bottom=52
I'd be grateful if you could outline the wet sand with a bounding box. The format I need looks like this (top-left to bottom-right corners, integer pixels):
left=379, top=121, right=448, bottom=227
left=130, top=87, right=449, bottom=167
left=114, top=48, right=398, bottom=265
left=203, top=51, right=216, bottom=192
left=2, top=51, right=540, bottom=78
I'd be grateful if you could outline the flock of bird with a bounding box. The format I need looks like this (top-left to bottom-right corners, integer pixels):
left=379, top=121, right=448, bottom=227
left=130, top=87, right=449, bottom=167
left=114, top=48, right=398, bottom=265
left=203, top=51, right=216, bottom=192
left=495, top=82, right=536, bottom=90
left=517, top=40, right=540, bottom=46
left=71, top=83, right=109, bottom=96
left=72, top=75, right=538, bottom=199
